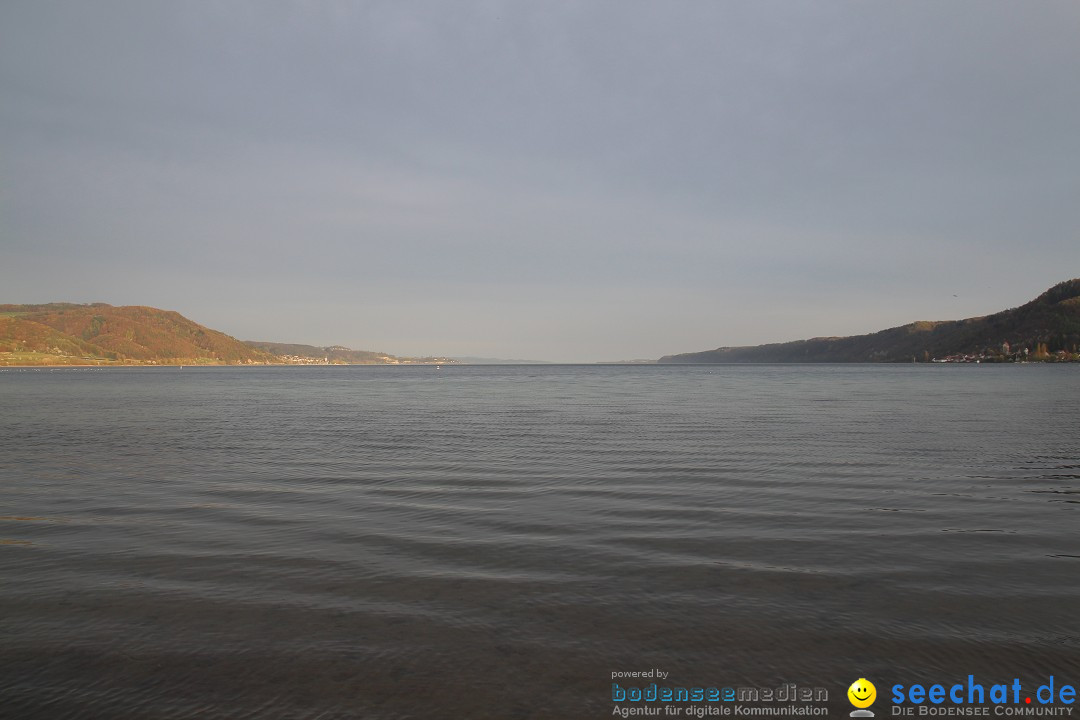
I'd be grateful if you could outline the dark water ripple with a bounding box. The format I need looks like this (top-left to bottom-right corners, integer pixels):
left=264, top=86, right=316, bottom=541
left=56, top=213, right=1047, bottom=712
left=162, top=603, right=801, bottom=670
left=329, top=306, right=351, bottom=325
left=2, top=364, right=1078, bottom=719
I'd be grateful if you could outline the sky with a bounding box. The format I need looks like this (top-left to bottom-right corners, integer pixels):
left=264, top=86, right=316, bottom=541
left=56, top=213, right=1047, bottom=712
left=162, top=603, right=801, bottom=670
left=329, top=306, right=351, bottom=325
left=2, top=1, right=1079, bottom=362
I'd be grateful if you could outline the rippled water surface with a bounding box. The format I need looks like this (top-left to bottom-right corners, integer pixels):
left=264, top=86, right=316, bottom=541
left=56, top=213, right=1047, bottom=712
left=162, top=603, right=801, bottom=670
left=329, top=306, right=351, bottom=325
left=2, top=364, right=1078, bottom=719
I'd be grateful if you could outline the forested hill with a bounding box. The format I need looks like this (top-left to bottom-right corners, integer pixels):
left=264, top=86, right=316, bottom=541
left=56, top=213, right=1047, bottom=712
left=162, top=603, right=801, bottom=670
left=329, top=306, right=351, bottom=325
left=659, top=279, right=1080, bottom=364
left=0, top=303, right=275, bottom=365
left=0, top=303, right=450, bottom=366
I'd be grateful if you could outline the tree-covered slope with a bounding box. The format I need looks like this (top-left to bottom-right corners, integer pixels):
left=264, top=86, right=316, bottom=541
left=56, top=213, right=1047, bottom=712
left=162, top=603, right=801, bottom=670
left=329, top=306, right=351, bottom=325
left=0, top=304, right=275, bottom=365
left=659, top=279, right=1080, bottom=364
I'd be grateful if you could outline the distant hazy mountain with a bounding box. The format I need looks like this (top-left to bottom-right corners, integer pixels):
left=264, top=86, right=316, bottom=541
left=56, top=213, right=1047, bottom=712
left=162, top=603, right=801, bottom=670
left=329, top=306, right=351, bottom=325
left=659, top=279, right=1080, bottom=364
left=450, top=357, right=555, bottom=365
left=243, top=341, right=393, bottom=364
left=243, top=341, right=451, bottom=365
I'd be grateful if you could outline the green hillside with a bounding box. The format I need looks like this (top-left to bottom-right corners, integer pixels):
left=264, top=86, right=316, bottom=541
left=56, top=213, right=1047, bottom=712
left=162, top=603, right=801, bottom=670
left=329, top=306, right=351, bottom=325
left=659, top=279, right=1080, bottom=364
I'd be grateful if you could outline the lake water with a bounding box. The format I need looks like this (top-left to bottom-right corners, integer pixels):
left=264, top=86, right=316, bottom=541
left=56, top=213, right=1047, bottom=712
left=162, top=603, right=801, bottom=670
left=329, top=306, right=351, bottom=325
left=2, top=364, right=1078, bottom=719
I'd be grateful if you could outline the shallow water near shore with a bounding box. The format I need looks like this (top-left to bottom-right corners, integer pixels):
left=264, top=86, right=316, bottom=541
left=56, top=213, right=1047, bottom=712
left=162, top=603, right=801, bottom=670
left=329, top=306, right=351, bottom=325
left=2, top=364, right=1078, bottom=719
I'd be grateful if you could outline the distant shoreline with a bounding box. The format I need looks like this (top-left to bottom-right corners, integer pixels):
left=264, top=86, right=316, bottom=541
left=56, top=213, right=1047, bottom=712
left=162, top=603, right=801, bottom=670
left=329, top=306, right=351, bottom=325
left=4, top=361, right=1077, bottom=371
left=0, top=362, right=452, bottom=369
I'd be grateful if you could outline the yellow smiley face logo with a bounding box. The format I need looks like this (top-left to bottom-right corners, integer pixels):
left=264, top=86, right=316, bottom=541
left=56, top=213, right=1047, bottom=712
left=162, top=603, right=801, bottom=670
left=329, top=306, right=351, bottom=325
left=848, top=678, right=876, bottom=708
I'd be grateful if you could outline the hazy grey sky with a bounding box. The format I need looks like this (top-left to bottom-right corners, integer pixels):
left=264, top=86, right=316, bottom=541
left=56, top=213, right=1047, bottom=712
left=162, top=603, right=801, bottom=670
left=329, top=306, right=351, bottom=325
left=3, top=1, right=1079, bottom=361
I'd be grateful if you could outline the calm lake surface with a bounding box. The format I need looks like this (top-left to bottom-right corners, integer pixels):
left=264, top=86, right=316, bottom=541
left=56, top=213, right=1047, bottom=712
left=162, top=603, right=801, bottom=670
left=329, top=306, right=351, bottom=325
left=2, top=364, right=1078, bottom=719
